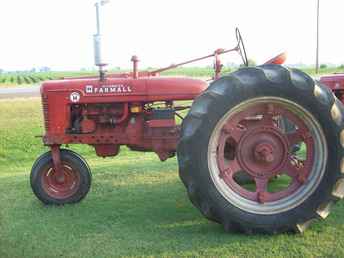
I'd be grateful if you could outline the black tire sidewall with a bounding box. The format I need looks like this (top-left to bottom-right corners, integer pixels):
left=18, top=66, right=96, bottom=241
left=31, top=149, right=92, bottom=205
left=179, top=66, right=343, bottom=232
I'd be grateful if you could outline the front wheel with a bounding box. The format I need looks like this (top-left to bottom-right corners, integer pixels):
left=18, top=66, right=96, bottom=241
left=177, top=65, right=344, bottom=234
left=30, top=149, right=92, bottom=205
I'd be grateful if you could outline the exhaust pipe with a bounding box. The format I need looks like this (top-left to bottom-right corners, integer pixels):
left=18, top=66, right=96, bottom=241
left=94, top=0, right=110, bottom=80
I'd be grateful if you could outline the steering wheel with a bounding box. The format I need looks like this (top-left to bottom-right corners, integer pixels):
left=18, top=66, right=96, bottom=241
left=235, top=28, right=248, bottom=67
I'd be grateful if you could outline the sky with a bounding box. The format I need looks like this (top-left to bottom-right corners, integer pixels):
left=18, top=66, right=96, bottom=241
left=0, top=0, right=343, bottom=71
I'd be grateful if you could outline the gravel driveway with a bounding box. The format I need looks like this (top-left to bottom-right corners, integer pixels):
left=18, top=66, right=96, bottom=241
left=0, top=85, right=40, bottom=99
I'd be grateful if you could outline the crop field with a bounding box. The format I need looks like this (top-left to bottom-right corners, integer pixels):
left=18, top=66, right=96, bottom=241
left=0, top=68, right=217, bottom=87
left=1, top=98, right=344, bottom=258
left=0, top=71, right=97, bottom=87
left=0, top=66, right=343, bottom=87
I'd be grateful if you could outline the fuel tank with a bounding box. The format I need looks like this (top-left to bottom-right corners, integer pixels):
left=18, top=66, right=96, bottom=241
left=41, top=76, right=208, bottom=103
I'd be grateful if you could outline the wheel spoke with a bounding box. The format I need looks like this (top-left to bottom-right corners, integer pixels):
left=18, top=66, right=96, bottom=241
left=284, top=162, right=298, bottom=178
left=207, top=94, right=322, bottom=212
left=255, top=177, right=269, bottom=203
left=247, top=104, right=277, bottom=128
left=261, top=104, right=276, bottom=126
left=262, top=113, right=275, bottom=126
left=222, top=124, right=246, bottom=142
left=286, top=131, right=303, bottom=146
left=283, top=158, right=307, bottom=184
left=219, top=159, right=240, bottom=179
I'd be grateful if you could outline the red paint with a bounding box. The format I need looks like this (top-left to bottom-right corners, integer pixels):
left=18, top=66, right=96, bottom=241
left=264, top=52, right=287, bottom=65
left=150, top=47, right=238, bottom=75
left=147, top=119, right=176, bottom=128
left=51, top=145, right=63, bottom=178
left=94, top=144, right=120, bottom=157
left=41, top=77, right=207, bottom=104
left=254, top=143, right=275, bottom=163
left=320, top=73, right=344, bottom=91
left=41, top=77, right=206, bottom=138
left=237, top=126, right=289, bottom=177
left=40, top=30, right=291, bottom=181
left=41, top=74, right=200, bottom=160
left=216, top=103, right=314, bottom=204
left=320, top=73, right=344, bottom=102
left=42, top=161, right=81, bottom=199
left=80, top=118, right=96, bottom=134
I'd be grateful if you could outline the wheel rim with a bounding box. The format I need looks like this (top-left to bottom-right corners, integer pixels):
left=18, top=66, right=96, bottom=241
left=208, top=97, right=327, bottom=215
left=42, top=163, right=81, bottom=200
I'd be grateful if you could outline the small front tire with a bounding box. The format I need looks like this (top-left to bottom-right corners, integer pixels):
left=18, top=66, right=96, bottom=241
left=30, top=149, right=92, bottom=205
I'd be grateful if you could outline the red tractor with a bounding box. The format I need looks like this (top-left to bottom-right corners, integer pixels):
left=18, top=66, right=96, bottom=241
left=320, top=73, right=344, bottom=101
left=30, top=3, right=344, bottom=235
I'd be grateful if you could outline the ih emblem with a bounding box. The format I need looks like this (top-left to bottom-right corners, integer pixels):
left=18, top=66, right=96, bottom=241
left=70, top=92, right=81, bottom=103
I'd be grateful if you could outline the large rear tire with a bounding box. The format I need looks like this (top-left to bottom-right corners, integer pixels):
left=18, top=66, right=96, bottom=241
left=177, top=64, right=344, bottom=234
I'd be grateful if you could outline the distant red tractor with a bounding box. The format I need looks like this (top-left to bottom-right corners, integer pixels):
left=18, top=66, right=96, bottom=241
left=320, top=73, right=344, bottom=100
left=30, top=3, right=344, bottom=235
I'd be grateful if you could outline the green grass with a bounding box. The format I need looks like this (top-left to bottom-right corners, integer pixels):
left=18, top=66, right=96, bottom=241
left=1, top=66, right=343, bottom=87
left=1, top=99, right=344, bottom=258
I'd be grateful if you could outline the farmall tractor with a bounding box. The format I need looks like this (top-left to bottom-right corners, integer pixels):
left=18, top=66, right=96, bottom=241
left=30, top=2, right=344, bottom=235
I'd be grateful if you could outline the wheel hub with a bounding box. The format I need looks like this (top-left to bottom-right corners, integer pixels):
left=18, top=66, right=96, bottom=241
left=237, top=126, right=289, bottom=178
left=55, top=174, right=66, bottom=184
left=42, top=165, right=80, bottom=199
left=254, top=143, right=274, bottom=163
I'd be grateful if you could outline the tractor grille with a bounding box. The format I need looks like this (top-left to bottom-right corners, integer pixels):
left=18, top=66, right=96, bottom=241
left=41, top=95, right=50, bottom=132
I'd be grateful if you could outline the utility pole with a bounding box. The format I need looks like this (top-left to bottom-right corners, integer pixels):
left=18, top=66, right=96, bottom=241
left=315, top=0, right=320, bottom=74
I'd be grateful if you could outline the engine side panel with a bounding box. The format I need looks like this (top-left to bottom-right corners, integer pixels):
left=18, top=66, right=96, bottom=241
left=40, top=76, right=205, bottom=160
left=41, top=77, right=207, bottom=103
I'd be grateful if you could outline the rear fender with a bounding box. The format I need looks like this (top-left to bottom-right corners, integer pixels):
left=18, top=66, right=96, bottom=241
left=264, top=52, right=287, bottom=65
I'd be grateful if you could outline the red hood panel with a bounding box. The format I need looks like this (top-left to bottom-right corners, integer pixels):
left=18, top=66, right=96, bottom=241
left=146, top=77, right=208, bottom=101
left=320, top=74, right=344, bottom=90
left=41, top=77, right=207, bottom=103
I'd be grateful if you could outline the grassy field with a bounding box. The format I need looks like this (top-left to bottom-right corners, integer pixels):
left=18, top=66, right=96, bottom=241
left=1, top=98, right=344, bottom=258
left=0, top=66, right=343, bottom=87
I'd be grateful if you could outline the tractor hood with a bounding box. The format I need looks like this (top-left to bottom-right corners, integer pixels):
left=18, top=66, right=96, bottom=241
left=320, top=73, right=344, bottom=90
left=41, top=77, right=208, bottom=103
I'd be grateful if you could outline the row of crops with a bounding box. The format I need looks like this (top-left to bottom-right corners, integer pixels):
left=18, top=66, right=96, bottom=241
left=0, top=73, right=57, bottom=85
left=0, top=71, right=97, bottom=86
left=0, top=68, right=216, bottom=86
left=1, top=67, right=343, bottom=87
